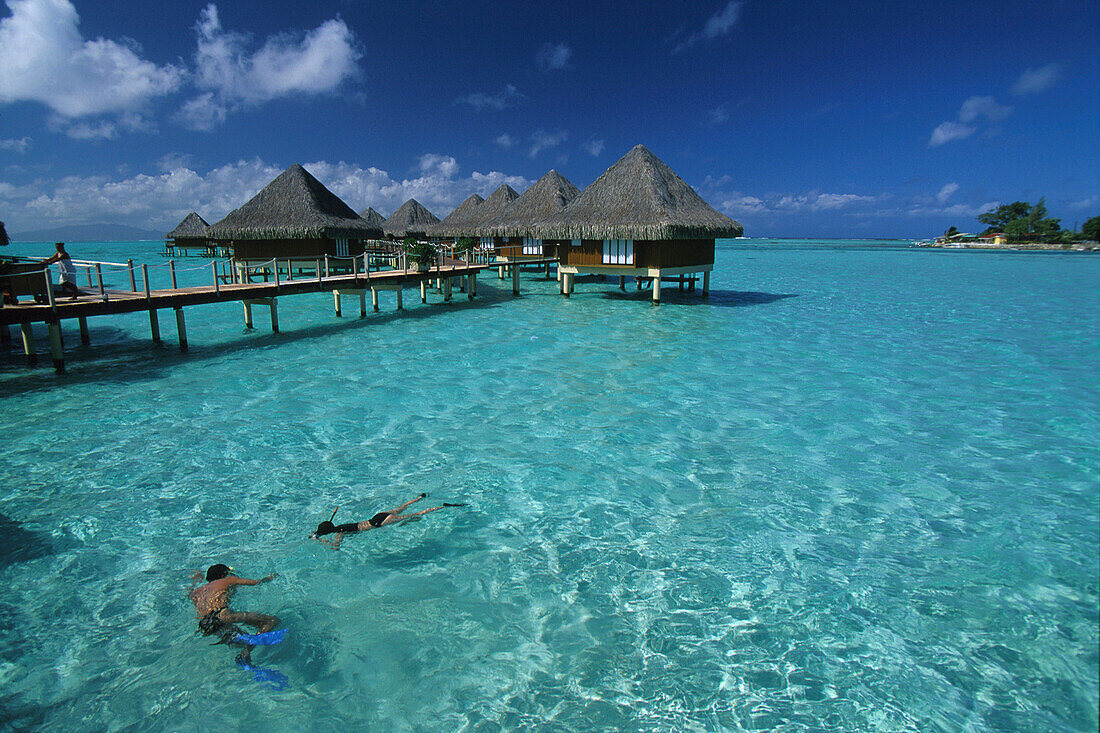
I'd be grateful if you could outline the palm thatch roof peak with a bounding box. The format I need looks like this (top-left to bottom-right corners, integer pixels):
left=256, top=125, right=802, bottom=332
left=166, top=211, right=209, bottom=239
left=459, top=184, right=520, bottom=233
left=382, top=198, right=441, bottom=237
left=359, top=206, right=386, bottom=226
left=429, top=193, right=485, bottom=237
left=534, top=145, right=743, bottom=240
left=477, top=170, right=580, bottom=237
left=207, top=164, right=382, bottom=240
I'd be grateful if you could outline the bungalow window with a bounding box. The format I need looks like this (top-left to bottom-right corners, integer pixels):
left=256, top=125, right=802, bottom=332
left=571, top=239, right=582, bottom=247
left=523, top=237, right=541, bottom=255
left=479, top=237, right=494, bottom=251
left=335, top=238, right=349, bottom=257
left=601, top=239, right=634, bottom=265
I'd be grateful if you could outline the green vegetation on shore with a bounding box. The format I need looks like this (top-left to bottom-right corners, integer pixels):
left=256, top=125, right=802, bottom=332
left=944, top=201, right=1098, bottom=245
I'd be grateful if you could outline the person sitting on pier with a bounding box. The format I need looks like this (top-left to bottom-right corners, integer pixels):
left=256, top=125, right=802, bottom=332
left=42, top=242, right=79, bottom=300
left=310, top=493, right=467, bottom=548
left=188, top=563, right=283, bottom=666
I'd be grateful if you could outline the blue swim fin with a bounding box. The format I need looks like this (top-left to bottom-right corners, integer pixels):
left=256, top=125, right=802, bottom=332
left=231, top=628, right=288, bottom=646
left=236, top=659, right=289, bottom=691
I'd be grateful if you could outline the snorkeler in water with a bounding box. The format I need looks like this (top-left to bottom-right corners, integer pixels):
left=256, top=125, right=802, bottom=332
left=310, top=493, right=467, bottom=548
left=188, top=564, right=283, bottom=666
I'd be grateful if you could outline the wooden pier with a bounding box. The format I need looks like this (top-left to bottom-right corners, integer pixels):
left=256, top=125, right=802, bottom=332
left=0, top=255, right=537, bottom=373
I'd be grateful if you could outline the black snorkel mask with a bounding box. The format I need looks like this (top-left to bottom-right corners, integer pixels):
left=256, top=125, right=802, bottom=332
left=311, top=507, right=339, bottom=538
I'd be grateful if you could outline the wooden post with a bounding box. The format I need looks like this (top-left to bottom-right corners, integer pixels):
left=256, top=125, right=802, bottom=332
left=44, top=269, right=56, bottom=311
left=325, top=254, right=330, bottom=278
left=512, top=263, right=520, bottom=296
left=95, top=264, right=105, bottom=301
left=469, top=272, right=477, bottom=299
left=86, top=265, right=94, bottom=288
left=269, top=299, right=279, bottom=333
left=243, top=301, right=253, bottom=329
left=371, top=287, right=379, bottom=311
left=316, top=259, right=323, bottom=286
left=127, top=259, right=137, bottom=291
left=444, top=277, right=452, bottom=302
left=498, top=265, right=505, bottom=279
left=169, top=260, right=177, bottom=289
left=703, top=271, right=710, bottom=295
left=420, top=280, right=427, bottom=303
left=273, top=261, right=280, bottom=290
left=149, top=309, right=161, bottom=343
left=230, top=257, right=238, bottom=283
left=333, top=290, right=342, bottom=317
left=286, top=260, right=293, bottom=281
left=652, top=271, right=661, bottom=304
left=21, top=323, right=37, bottom=366
left=545, top=262, right=551, bottom=278
left=142, top=263, right=151, bottom=298
left=78, top=317, right=90, bottom=345
left=396, top=285, right=403, bottom=311
left=212, top=262, right=220, bottom=294
left=175, top=307, right=188, bottom=351
left=619, top=275, right=626, bottom=291
left=359, top=290, right=366, bottom=318
left=47, top=321, right=64, bottom=373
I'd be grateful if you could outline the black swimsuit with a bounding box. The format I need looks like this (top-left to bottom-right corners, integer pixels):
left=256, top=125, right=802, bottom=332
left=367, top=512, right=391, bottom=528
left=333, top=521, right=362, bottom=534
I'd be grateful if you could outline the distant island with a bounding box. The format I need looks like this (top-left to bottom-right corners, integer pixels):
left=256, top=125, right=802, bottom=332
left=923, top=202, right=1099, bottom=251
left=10, top=223, right=165, bottom=242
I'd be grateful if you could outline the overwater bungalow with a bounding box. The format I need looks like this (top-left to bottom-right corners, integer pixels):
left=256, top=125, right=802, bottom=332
left=533, top=145, right=743, bottom=302
left=478, top=170, right=579, bottom=261
left=164, top=212, right=218, bottom=257
left=468, top=185, right=520, bottom=253
left=382, top=199, right=440, bottom=240
left=428, top=193, right=484, bottom=244
left=206, top=164, right=382, bottom=264
left=358, top=206, right=386, bottom=228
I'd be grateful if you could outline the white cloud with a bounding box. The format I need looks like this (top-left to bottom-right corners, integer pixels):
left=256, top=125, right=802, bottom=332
left=495, top=134, right=515, bottom=149
left=929, top=120, right=976, bottom=147
left=0, top=136, right=31, bottom=152
left=529, top=129, right=567, bottom=158
left=0, top=0, right=184, bottom=118
left=179, top=3, right=359, bottom=127
left=536, top=42, right=572, bottom=72
left=454, top=84, right=523, bottom=111
left=673, top=1, right=742, bottom=54
left=707, top=106, right=729, bottom=125
left=936, top=182, right=960, bottom=203
left=0, top=156, right=532, bottom=232
left=958, top=95, right=1011, bottom=123
left=1012, top=63, right=1061, bottom=95
left=583, top=138, right=604, bottom=157
left=173, top=92, right=227, bottom=131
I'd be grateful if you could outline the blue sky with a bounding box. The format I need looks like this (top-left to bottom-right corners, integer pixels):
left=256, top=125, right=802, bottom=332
left=0, top=0, right=1097, bottom=238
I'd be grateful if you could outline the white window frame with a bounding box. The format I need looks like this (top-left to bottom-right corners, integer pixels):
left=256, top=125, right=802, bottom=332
left=601, top=239, right=634, bottom=265
left=523, top=237, right=541, bottom=255
left=479, top=237, right=494, bottom=251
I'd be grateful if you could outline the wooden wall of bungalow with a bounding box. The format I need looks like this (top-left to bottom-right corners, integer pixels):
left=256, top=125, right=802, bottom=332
left=224, top=237, right=368, bottom=260
left=542, top=238, right=715, bottom=269
left=483, top=235, right=557, bottom=259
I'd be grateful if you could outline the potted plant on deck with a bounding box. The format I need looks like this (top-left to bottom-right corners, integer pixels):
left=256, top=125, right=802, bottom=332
left=405, top=238, right=437, bottom=272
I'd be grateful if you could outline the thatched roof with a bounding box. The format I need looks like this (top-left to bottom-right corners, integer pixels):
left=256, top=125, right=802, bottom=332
left=464, top=185, right=519, bottom=232
left=533, top=145, right=743, bottom=240
left=382, top=198, right=440, bottom=237
left=429, top=193, right=484, bottom=237
left=477, top=170, right=579, bottom=237
left=207, top=164, right=382, bottom=240
left=359, top=206, right=386, bottom=227
left=166, top=212, right=209, bottom=239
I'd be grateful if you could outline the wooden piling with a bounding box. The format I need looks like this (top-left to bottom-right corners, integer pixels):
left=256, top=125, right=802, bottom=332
left=270, top=299, right=279, bottom=332
left=359, top=290, right=366, bottom=318
left=512, top=263, right=520, bottom=296
left=243, top=301, right=254, bottom=329
left=175, top=307, right=188, bottom=351
left=420, top=280, right=427, bottom=303
left=703, top=271, right=710, bottom=295
left=47, top=321, right=64, bottom=373
left=149, top=309, right=161, bottom=343
left=469, top=272, right=477, bottom=299
left=21, top=323, right=36, bottom=366
left=372, top=287, right=379, bottom=311
left=127, top=259, right=137, bottom=292
left=619, top=276, right=626, bottom=291
left=333, top=290, right=342, bottom=317
left=78, top=316, right=90, bottom=345
left=652, top=271, right=661, bottom=304
left=444, top=277, right=452, bottom=302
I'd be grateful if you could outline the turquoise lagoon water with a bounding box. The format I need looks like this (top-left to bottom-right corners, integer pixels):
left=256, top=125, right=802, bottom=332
left=0, top=240, right=1096, bottom=731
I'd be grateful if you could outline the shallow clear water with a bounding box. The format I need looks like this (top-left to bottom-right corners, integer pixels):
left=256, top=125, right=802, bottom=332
left=1, top=240, right=1097, bottom=732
